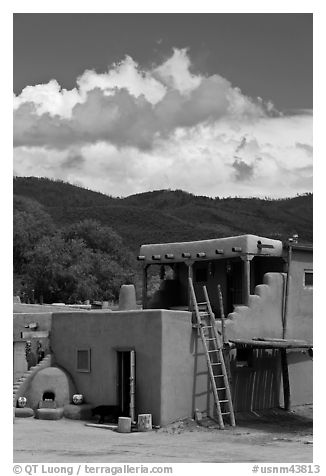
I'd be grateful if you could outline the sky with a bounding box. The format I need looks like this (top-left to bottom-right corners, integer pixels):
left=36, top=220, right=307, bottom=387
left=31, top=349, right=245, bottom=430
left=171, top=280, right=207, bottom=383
left=13, top=13, right=313, bottom=198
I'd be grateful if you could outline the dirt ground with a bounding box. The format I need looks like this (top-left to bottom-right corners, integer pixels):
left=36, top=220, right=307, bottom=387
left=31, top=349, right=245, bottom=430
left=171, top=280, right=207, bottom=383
left=13, top=405, right=313, bottom=463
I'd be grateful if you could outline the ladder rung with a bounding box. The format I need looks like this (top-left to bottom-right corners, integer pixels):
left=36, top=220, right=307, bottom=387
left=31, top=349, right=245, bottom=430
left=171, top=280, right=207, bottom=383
left=189, top=278, right=236, bottom=428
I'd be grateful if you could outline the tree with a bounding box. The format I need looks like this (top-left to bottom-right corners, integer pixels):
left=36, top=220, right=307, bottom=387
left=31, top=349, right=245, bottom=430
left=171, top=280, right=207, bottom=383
left=24, top=234, right=98, bottom=303
left=62, top=219, right=134, bottom=267
left=24, top=230, right=135, bottom=303
left=14, top=202, right=137, bottom=303
left=13, top=195, right=55, bottom=273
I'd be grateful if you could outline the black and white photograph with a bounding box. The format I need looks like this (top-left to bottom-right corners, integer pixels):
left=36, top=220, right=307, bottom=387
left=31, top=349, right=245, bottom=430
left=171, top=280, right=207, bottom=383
left=10, top=6, right=317, bottom=471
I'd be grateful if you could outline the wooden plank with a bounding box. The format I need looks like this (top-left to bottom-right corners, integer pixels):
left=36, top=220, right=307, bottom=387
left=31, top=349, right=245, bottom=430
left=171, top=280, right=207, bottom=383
left=230, top=338, right=312, bottom=349
left=253, top=337, right=308, bottom=344
left=84, top=423, right=118, bottom=430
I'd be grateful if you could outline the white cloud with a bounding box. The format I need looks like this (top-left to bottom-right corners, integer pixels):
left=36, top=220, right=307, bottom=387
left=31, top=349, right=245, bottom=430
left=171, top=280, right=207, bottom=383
left=77, top=56, right=167, bottom=104
left=13, top=79, right=83, bottom=119
left=13, top=48, right=312, bottom=198
left=153, top=48, right=201, bottom=93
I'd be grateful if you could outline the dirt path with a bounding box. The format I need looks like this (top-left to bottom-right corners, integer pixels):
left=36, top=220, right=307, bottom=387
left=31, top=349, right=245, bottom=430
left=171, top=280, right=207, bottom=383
left=13, top=406, right=313, bottom=463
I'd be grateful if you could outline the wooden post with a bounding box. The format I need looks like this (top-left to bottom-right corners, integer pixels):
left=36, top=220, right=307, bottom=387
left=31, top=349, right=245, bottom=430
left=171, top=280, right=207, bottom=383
left=283, top=245, right=292, bottom=339
left=241, top=255, right=252, bottom=306
left=142, top=265, right=149, bottom=309
left=187, top=262, right=194, bottom=311
left=281, top=349, right=291, bottom=411
left=129, top=350, right=136, bottom=423
left=138, top=413, right=152, bottom=431
left=217, top=284, right=226, bottom=345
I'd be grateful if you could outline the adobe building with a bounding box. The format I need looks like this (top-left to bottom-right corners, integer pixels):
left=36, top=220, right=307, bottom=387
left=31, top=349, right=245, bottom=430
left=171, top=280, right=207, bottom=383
left=13, top=234, right=313, bottom=427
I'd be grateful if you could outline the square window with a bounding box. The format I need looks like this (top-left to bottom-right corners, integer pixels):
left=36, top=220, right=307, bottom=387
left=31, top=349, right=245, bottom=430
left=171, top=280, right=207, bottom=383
left=76, top=349, right=91, bottom=372
left=304, top=271, right=313, bottom=288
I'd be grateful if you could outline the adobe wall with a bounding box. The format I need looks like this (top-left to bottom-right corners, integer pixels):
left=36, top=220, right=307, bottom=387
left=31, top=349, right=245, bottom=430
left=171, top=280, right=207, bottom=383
left=160, top=311, right=194, bottom=424
left=222, top=250, right=313, bottom=410
left=13, top=340, right=28, bottom=382
left=225, top=272, right=285, bottom=340
left=13, top=312, right=52, bottom=341
left=286, top=249, right=313, bottom=341
left=13, top=312, right=52, bottom=370
left=280, top=350, right=313, bottom=406
left=224, top=251, right=313, bottom=343
left=51, top=309, right=194, bottom=426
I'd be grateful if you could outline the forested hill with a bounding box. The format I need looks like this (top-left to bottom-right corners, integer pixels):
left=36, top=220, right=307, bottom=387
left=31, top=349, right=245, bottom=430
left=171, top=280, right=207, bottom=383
left=13, top=177, right=313, bottom=252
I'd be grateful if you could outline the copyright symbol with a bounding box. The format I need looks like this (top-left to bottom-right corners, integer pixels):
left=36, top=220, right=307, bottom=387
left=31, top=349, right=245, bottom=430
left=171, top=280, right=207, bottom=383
left=13, top=466, right=22, bottom=474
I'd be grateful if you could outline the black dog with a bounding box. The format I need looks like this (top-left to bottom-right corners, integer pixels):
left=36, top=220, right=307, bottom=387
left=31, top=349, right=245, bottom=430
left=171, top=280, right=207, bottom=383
left=91, top=405, right=121, bottom=424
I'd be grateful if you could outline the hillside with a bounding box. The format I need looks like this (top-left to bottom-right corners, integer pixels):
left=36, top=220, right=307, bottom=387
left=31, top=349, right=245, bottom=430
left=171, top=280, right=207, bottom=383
left=13, top=177, right=313, bottom=254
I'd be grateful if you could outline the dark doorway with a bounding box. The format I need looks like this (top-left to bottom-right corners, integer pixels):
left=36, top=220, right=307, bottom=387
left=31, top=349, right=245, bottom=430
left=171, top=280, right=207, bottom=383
left=252, top=257, right=285, bottom=292
left=226, top=259, right=243, bottom=314
left=117, top=350, right=136, bottom=421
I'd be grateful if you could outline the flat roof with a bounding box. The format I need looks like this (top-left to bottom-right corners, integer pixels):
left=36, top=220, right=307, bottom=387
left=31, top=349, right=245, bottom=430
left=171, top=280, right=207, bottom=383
left=285, top=242, right=313, bottom=252
left=138, top=234, right=284, bottom=264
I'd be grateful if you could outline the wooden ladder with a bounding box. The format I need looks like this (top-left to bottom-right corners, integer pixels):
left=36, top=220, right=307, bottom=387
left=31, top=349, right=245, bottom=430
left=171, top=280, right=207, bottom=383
left=189, top=278, right=236, bottom=429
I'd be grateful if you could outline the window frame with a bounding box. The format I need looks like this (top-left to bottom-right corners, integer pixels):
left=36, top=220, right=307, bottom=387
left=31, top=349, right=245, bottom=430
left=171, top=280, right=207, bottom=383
left=304, top=269, right=313, bottom=289
left=76, top=348, right=91, bottom=373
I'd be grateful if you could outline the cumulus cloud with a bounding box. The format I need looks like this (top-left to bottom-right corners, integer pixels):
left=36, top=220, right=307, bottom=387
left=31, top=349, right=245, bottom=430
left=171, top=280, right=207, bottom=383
left=13, top=48, right=268, bottom=151
left=153, top=48, right=202, bottom=93
left=77, top=55, right=166, bottom=105
left=13, top=80, right=83, bottom=119
left=13, top=48, right=312, bottom=197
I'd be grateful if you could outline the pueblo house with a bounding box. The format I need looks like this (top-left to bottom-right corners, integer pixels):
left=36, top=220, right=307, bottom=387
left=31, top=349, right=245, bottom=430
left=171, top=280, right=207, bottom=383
left=14, top=234, right=312, bottom=427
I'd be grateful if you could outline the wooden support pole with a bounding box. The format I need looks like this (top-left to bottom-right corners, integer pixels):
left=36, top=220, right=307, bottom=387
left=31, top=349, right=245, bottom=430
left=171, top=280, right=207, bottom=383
left=217, top=284, right=226, bottom=345
left=187, top=262, right=194, bottom=311
left=283, top=245, right=292, bottom=339
left=281, top=349, right=291, bottom=411
left=142, top=265, right=149, bottom=309
left=241, top=255, right=252, bottom=306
